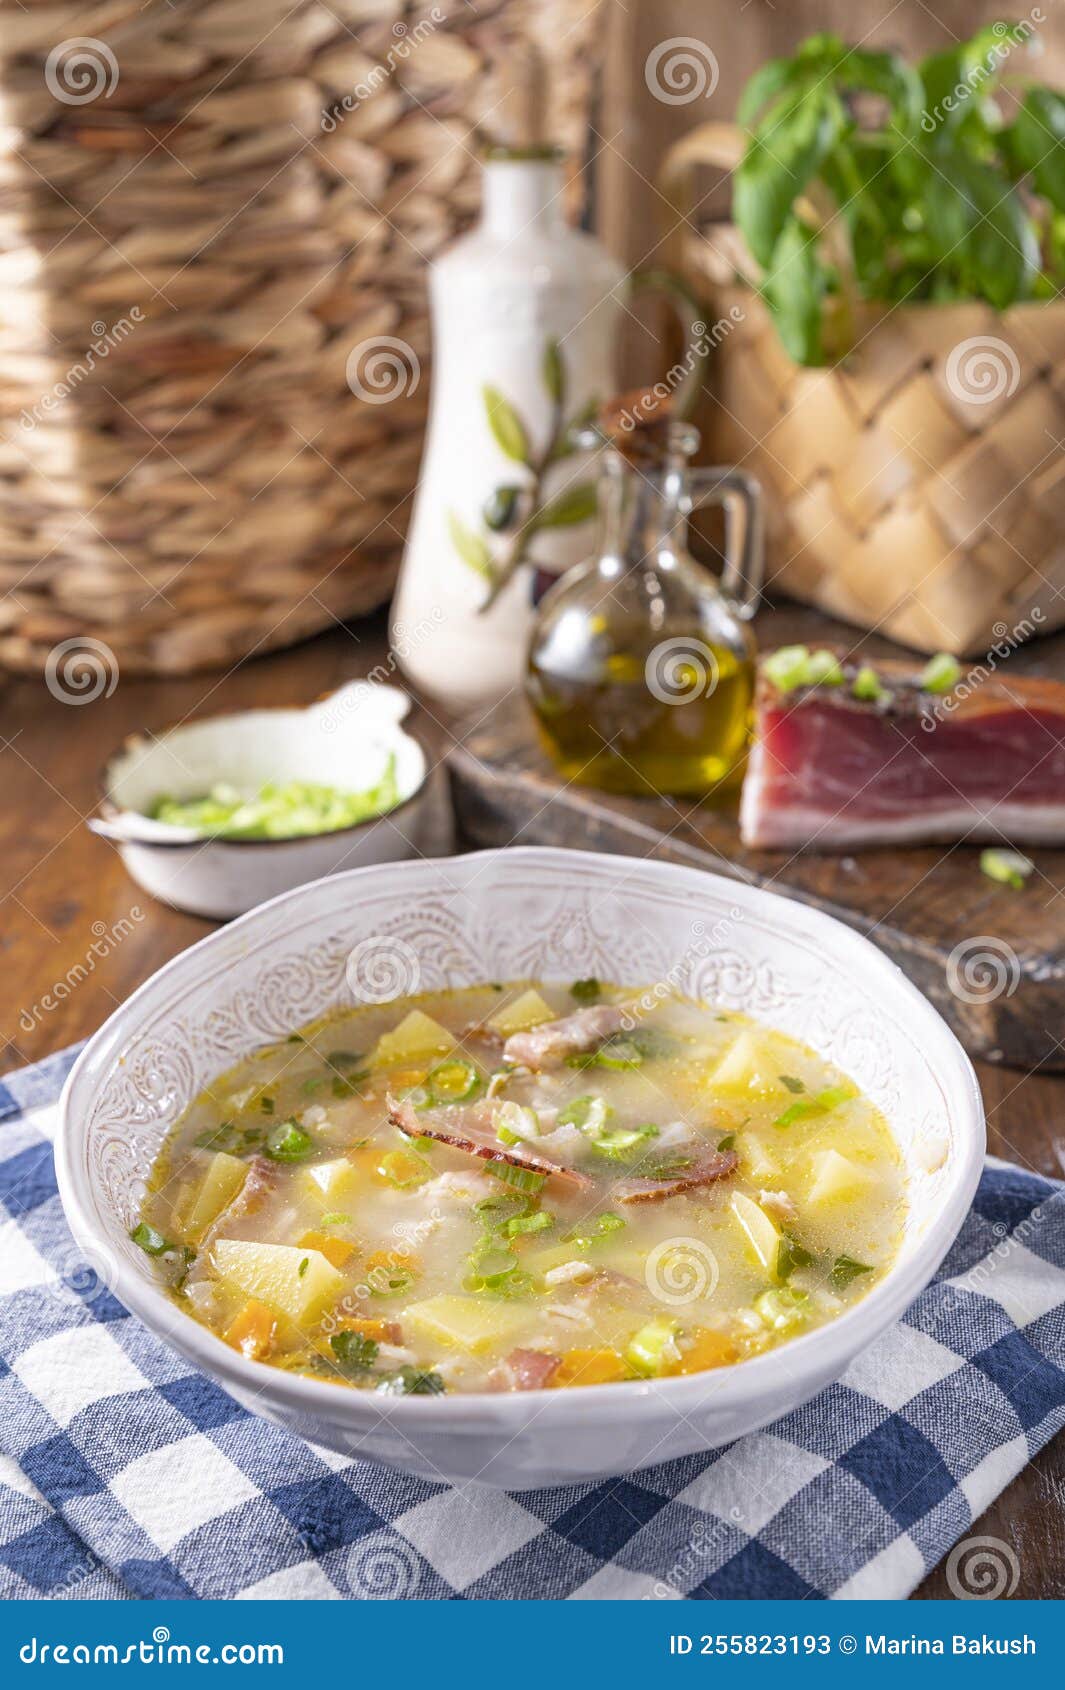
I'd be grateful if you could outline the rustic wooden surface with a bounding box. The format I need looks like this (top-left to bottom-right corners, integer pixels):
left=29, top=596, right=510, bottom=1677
left=0, top=611, right=1061, bottom=1598
left=450, top=603, right=1065, bottom=1073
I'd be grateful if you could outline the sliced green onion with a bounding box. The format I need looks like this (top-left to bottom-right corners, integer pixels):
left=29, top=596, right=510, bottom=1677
left=763, top=645, right=814, bottom=693
left=852, top=664, right=891, bottom=704
left=427, top=1058, right=481, bottom=1105
left=591, top=1124, right=659, bottom=1161
left=570, top=978, right=601, bottom=1002
left=919, top=652, right=962, bottom=694
left=505, top=1210, right=554, bottom=1237
left=717, top=1133, right=735, bottom=1152
left=980, top=847, right=1033, bottom=890
left=763, top=644, right=844, bottom=692
left=625, top=1317, right=680, bottom=1377
left=130, top=1222, right=169, bottom=1256
left=774, top=1083, right=855, bottom=1128
left=805, top=648, right=844, bottom=686
left=778, top=1074, right=805, bottom=1094
left=558, top=1094, right=613, bottom=1139
left=592, top=1036, right=644, bottom=1070
left=264, top=1119, right=314, bottom=1162
left=298, top=1256, right=309, bottom=1278
left=565, top=1211, right=626, bottom=1247
left=494, top=1101, right=540, bottom=1142
left=487, top=1161, right=547, bottom=1194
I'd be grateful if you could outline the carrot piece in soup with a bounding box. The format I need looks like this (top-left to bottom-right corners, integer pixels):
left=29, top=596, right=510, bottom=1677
left=225, top=1299, right=277, bottom=1360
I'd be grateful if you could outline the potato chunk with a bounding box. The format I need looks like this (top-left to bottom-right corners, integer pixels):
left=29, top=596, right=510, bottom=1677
left=213, top=1239, right=344, bottom=1324
left=372, top=1010, right=453, bottom=1067
left=182, top=1152, right=247, bottom=1244
left=730, top=1192, right=782, bottom=1273
left=405, top=1294, right=531, bottom=1354
left=808, top=1148, right=872, bottom=1207
left=487, top=989, right=554, bottom=1037
left=302, top=1157, right=358, bottom=1203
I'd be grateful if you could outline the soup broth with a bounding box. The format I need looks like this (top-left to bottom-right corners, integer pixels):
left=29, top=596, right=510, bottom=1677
left=135, top=982, right=905, bottom=1395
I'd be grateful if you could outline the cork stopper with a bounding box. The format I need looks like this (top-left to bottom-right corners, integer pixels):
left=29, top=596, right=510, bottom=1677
left=483, top=44, right=559, bottom=158
left=598, top=389, right=678, bottom=467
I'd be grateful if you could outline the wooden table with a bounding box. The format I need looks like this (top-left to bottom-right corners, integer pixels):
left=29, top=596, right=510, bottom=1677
left=1, top=612, right=1062, bottom=1599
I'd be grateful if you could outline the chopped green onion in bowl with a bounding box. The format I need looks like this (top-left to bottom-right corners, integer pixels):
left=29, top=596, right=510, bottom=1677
left=980, top=847, right=1034, bottom=890
left=147, top=760, right=400, bottom=839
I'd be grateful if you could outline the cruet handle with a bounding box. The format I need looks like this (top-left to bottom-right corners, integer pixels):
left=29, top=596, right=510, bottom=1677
left=687, top=466, right=764, bottom=621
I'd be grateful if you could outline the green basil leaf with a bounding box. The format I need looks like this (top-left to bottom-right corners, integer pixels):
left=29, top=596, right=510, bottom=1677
left=1009, top=88, right=1065, bottom=213
left=761, top=216, right=827, bottom=365
left=735, top=90, right=842, bottom=268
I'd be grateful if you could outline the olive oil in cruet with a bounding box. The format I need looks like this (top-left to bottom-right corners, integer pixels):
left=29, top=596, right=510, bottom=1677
left=526, top=396, right=763, bottom=797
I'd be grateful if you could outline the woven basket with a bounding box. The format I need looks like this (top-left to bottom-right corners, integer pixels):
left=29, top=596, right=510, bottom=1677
left=663, top=124, right=1065, bottom=656
left=0, top=0, right=603, bottom=676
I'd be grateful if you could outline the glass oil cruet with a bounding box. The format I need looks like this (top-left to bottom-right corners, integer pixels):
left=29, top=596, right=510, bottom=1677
left=526, top=394, right=763, bottom=798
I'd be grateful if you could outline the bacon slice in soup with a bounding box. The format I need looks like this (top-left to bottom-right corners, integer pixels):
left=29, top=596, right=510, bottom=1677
left=613, top=1147, right=738, bottom=1205
left=503, top=1003, right=626, bottom=1070
left=387, top=1094, right=594, bottom=1190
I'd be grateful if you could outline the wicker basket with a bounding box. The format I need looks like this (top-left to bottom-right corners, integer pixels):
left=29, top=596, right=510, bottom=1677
left=663, top=124, right=1065, bottom=656
left=0, top=0, right=604, bottom=675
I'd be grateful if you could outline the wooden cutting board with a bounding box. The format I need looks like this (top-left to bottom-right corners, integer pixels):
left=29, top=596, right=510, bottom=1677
left=447, top=610, right=1065, bottom=1072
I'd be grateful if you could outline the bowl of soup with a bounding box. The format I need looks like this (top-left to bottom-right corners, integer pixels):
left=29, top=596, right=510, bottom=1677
left=56, top=848, right=984, bottom=1488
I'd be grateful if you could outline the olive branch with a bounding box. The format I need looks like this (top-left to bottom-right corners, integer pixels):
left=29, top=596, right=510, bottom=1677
left=447, top=337, right=598, bottom=613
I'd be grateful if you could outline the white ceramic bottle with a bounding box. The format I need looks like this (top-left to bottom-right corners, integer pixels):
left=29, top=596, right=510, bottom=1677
left=391, top=148, right=627, bottom=713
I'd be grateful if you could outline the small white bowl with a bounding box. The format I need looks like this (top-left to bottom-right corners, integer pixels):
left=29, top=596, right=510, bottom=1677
left=56, top=848, right=984, bottom=1490
left=89, top=682, right=432, bottom=919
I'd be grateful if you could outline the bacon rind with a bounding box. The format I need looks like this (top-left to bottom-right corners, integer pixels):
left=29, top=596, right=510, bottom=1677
left=503, top=1004, right=626, bottom=1070
left=613, top=1149, right=738, bottom=1205
left=386, top=1094, right=593, bottom=1190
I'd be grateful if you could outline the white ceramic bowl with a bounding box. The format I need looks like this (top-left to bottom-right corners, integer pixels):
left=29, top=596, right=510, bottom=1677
left=89, top=682, right=432, bottom=919
left=56, top=848, right=984, bottom=1490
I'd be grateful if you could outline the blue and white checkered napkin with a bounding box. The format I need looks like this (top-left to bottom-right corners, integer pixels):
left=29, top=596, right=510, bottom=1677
left=2, top=1046, right=1064, bottom=1603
